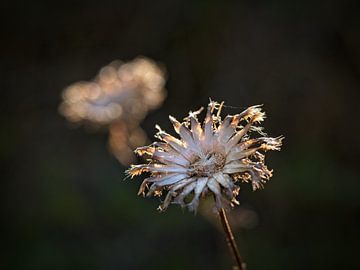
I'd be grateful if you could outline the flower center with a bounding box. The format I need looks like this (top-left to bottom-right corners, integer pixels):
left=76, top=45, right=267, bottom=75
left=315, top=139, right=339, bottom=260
left=190, top=152, right=225, bottom=177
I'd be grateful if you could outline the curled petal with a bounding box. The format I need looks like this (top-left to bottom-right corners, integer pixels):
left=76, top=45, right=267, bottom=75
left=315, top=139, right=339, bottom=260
left=188, top=177, right=208, bottom=212
left=134, top=144, right=155, bottom=156
left=223, top=161, right=253, bottom=174
left=147, top=173, right=188, bottom=196
left=207, top=177, right=223, bottom=209
left=126, top=164, right=150, bottom=177
left=169, top=177, right=196, bottom=192
left=155, top=125, right=195, bottom=161
left=155, top=125, right=184, bottom=150
left=170, top=115, right=201, bottom=152
left=216, top=115, right=239, bottom=144
left=173, top=181, right=197, bottom=207
left=249, top=170, right=265, bottom=190
left=137, top=179, right=149, bottom=196
left=147, top=164, right=189, bottom=174
left=203, top=104, right=214, bottom=148
left=159, top=190, right=177, bottom=211
left=213, top=172, right=234, bottom=198
left=190, top=116, right=203, bottom=144
left=225, top=115, right=259, bottom=152
left=148, top=173, right=188, bottom=185
left=226, top=147, right=260, bottom=163
left=169, top=115, right=181, bottom=133
left=153, top=150, right=189, bottom=166
left=261, top=136, right=284, bottom=151
left=238, top=105, right=265, bottom=122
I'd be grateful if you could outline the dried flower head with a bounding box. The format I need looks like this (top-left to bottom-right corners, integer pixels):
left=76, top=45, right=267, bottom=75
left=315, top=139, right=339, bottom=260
left=59, top=57, right=167, bottom=165
left=59, top=57, right=166, bottom=125
left=127, top=100, right=283, bottom=212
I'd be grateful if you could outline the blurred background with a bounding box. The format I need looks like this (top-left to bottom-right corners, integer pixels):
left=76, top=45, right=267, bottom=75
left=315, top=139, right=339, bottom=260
left=2, top=1, right=360, bottom=269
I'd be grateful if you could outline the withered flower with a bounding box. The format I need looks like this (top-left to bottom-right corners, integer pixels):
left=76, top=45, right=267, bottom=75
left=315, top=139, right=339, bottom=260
left=59, top=57, right=167, bottom=165
left=59, top=57, right=166, bottom=125
left=127, top=100, right=283, bottom=212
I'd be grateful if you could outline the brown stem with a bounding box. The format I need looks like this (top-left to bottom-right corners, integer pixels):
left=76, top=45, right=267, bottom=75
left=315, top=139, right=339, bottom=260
left=218, top=208, right=246, bottom=270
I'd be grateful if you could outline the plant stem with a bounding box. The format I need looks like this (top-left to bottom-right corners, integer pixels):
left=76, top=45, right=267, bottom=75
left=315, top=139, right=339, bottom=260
left=218, top=208, right=246, bottom=270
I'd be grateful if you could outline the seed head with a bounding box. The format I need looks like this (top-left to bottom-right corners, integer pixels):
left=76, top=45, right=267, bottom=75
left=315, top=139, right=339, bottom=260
left=127, top=100, right=283, bottom=212
left=59, top=57, right=167, bottom=165
left=59, top=57, right=166, bottom=125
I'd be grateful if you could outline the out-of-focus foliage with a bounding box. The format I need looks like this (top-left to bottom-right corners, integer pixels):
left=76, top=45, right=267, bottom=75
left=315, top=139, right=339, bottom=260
left=2, top=1, right=360, bottom=270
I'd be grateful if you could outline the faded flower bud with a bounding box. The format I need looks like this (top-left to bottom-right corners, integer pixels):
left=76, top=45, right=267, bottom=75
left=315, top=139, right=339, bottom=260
left=127, top=100, right=283, bottom=211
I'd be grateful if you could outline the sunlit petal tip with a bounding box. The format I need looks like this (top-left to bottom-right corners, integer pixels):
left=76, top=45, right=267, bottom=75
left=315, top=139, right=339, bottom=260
left=126, top=164, right=150, bottom=178
left=134, top=145, right=155, bottom=156
left=169, top=115, right=181, bottom=133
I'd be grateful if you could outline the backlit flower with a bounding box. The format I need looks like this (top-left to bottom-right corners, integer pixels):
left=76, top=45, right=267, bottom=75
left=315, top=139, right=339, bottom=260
left=59, top=57, right=167, bottom=165
left=59, top=57, right=166, bottom=125
left=127, top=100, right=283, bottom=211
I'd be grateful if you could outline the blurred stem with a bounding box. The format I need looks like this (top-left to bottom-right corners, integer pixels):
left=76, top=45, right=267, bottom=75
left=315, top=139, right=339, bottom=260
left=218, top=208, right=246, bottom=270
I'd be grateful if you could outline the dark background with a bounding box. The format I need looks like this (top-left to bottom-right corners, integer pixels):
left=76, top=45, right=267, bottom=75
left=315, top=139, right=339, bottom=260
left=2, top=1, right=360, bottom=269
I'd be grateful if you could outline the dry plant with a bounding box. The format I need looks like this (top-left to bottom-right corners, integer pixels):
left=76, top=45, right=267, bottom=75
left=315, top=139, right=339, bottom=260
left=127, top=100, right=283, bottom=269
left=59, top=57, right=167, bottom=165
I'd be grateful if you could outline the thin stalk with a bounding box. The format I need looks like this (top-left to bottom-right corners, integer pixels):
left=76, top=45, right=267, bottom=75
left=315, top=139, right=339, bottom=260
left=218, top=208, right=246, bottom=270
